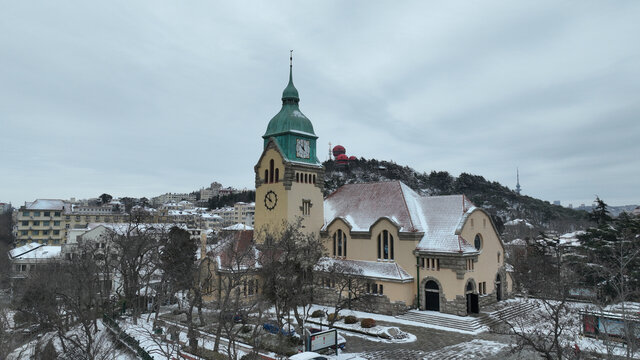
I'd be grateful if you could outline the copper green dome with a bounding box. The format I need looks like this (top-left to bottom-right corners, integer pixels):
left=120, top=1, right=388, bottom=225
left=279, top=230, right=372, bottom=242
left=263, top=65, right=317, bottom=139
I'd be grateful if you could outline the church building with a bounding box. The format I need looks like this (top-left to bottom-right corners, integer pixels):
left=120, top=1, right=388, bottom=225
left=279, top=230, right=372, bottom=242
left=253, top=59, right=512, bottom=316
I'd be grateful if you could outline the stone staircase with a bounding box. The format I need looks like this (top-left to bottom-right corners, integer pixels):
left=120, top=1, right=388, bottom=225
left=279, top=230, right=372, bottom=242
left=395, top=300, right=537, bottom=333
left=395, top=310, right=486, bottom=333
left=479, top=300, right=537, bottom=329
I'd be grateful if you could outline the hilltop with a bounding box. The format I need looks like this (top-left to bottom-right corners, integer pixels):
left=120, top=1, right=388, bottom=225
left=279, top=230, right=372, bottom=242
left=323, top=158, right=589, bottom=234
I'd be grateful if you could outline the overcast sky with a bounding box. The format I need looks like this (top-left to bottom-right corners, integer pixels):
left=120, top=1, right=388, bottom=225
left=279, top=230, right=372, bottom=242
left=1, top=1, right=639, bottom=208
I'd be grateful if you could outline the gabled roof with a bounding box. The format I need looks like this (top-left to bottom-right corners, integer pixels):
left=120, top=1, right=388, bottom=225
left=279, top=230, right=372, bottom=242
left=208, top=230, right=258, bottom=271
left=315, top=257, right=413, bottom=283
left=324, top=181, right=479, bottom=254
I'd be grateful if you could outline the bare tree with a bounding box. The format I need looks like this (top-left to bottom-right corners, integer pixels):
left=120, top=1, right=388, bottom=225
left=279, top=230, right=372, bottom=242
left=315, top=258, right=371, bottom=326
left=108, top=220, right=165, bottom=323
left=258, top=221, right=325, bottom=335
left=499, top=234, right=579, bottom=359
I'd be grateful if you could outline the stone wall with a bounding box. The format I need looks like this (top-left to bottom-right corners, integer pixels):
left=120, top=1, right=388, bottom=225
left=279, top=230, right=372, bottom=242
left=312, top=286, right=408, bottom=316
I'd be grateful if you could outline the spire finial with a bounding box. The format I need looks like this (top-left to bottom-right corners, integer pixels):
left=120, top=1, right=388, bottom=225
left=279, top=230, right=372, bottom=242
left=290, top=50, right=293, bottom=67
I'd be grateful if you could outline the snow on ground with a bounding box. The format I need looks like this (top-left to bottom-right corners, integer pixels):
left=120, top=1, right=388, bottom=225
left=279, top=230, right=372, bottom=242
left=8, top=320, right=136, bottom=360
left=423, top=339, right=508, bottom=359
left=306, top=304, right=481, bottom=335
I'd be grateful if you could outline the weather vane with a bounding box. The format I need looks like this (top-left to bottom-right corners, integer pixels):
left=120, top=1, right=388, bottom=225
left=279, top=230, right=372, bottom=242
left=290, top=50, right=293, bottom=67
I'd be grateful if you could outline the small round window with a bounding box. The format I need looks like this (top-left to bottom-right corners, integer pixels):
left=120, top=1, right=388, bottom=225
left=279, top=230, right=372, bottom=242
left=474, top=234, right=482, bottom=251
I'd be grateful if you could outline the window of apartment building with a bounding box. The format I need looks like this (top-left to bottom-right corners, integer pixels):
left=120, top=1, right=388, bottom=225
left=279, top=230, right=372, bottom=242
left=16, top=264, right=27, bottom=272
left=43, top=221, right=50, bottom=226
left=33, top=211, right=40, bottom=216
left=65, top=215, right=70, bottom=220
left=377, top=230, right=394, bottom=260
left=23, top=211, right=29, bottom=216
left=54, top=221, right=60, bottom=226
left=466, top=258, right=474, bottom=271
left=366, top=283, right=383, bottom=295
left=33, top=221, right=40, bottom=226
left=21, top=230, right=27, bottom=235
left=44, top=211, right=50, bottom=216
left=54, top=211, right=61, bottom=217
left=32, top=230, right=39, bottom=235
left=42, top=230, right=49, bottom=235
left=332, top=229, right=347, bottom=257
left=53, top=230, right=60, bottom=235
left=75, top=216, right=80, bottom=221
left=21, top=221, right=28, bottom=226
left=65, top=224, right=70, bottom=229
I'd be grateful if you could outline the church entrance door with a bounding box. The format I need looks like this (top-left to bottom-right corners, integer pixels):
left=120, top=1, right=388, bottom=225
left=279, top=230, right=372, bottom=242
left=424, top=281, right=440, bottom=311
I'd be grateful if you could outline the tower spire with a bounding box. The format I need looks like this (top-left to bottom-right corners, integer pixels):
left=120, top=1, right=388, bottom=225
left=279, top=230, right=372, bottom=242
left=282, top=50, right=299, bottom=103
left=516, top=168, right=521, bottom=195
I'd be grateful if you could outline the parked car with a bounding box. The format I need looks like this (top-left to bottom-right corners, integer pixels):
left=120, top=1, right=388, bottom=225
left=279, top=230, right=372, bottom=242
left=263, top=322, right=296, bottom=336
left=289, top=352, right=332, bottom=360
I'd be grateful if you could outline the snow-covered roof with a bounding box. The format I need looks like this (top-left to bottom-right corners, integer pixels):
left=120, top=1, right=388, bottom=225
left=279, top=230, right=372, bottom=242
left=24, top=199, right=67, bottom=210
left=504, top=219, right=534, bottom=228
left=506, top=238, right=527, bottom=246
left=315, top=257, right=413, bottom=283
left=9, top=243, right=61, bottom=260
left=223, top=223, right=254, bottom=231
left=324, top=181, right=478, bottom=254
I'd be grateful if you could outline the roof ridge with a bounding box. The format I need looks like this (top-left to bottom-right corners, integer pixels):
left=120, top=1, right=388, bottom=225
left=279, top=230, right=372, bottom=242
left=397, top=181, right=416, bottom=231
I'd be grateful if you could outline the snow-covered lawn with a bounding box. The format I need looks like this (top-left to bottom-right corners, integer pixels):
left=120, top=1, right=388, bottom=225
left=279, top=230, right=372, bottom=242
left=305, top=305, right=416, bottom=343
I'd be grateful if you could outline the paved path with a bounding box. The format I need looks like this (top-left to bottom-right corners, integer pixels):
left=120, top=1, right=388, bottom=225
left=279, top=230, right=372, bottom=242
left=340, top=319, right=520, bottom=360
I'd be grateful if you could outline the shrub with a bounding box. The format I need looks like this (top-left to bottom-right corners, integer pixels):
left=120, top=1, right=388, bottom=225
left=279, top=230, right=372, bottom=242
left=344, top=315, right=358, bottom=324
left=241, top=325, right=252, bottom=333
left=311, top=310, right=324, bottom=318
left=360, top=318, right=376, bottom=328
left=327, top=313, right=340, bottom=322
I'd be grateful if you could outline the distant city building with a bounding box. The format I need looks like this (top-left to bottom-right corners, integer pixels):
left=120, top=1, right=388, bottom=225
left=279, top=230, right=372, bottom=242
left=0, top=202, right=11, bottom=213
left=553, top=200, right=561, bottom=206
left=151, top=192, right=197, bottom=206
left=211, top=202, right=255, bottom=227
left=15, top=200, right=70, bottom=246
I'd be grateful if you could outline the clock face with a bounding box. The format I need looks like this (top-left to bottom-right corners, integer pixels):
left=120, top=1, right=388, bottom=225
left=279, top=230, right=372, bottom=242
left=296, top=138, right=310, bottom=159
left=264, top=190, right=278, bottom=210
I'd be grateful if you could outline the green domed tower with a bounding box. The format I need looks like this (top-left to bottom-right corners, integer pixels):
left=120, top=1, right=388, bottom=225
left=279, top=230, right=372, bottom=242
left=254, top=55, right=325, bottom=240
left=263, top=59, right=320, bottom=166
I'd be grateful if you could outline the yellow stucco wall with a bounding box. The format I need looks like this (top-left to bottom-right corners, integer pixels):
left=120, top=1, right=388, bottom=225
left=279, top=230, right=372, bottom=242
left=323, top=208, right=508, bottom=306
left=254, top=147, right=324, bottom=242
left=459, top=209, right=506, bottom=296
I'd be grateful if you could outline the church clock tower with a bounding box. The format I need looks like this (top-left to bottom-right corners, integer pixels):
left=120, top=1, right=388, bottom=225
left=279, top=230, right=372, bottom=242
left=254, top=56, right=324, bottom=241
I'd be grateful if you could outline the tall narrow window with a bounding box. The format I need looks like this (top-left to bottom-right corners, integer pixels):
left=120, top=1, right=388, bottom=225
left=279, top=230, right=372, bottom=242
left=296, top=173, right=300, bottom=182
left=269, top=160, right=274, bottom=183
left=337, top=232, right=343, bottom=256
left=378, top=230, right=394, bottom=260
left=275, top=168, right=279, bottom=182
left=333, top=233, right=336, bottom=256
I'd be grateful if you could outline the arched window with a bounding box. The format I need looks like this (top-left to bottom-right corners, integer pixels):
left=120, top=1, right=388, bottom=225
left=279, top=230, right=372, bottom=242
left=269, top=159, right=274, bottom=183
left=296, top=173, right=299, bottom=182
left=333, top=229, right=347, bottom=257
left=474, top=234, right=482, bottom=251
left=264, top=169, right=269, bottom=183
left=312, top=174, right=316, bottom=184
left=377, top=230, right=394, bottom=260
left=304, top=173, right=308, bottom=183
left=275, top=168, right=279, bottom=183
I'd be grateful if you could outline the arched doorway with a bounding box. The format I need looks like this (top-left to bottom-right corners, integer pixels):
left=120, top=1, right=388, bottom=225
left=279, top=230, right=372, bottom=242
left=424, top=281, right=440, bottom=311
left=496, top=274, right=502, bottom=301
left=465, top=281, right=479, bottom=314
